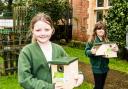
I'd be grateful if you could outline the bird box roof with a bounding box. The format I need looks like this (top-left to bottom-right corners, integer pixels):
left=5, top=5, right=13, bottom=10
left=48, top=57, right=78, bottom=65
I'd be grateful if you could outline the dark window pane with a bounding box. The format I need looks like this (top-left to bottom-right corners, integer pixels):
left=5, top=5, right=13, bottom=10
left=97, top=0, right=104, bottom=7
left=96, top=10, right=103, bottom=22
left=108, top=0, right=112, bottom=6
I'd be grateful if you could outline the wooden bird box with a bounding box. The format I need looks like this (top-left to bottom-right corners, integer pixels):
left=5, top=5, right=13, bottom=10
left=92, top=42, right=118, bottom=58
left=48, top=57, right=79, bottom=89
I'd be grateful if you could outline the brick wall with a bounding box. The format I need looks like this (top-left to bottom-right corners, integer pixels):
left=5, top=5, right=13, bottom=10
left=71, top=0, right=89, bottom=42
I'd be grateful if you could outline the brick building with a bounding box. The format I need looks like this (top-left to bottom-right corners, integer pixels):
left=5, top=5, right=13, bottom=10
left=70, top=0, right=112, bottom=41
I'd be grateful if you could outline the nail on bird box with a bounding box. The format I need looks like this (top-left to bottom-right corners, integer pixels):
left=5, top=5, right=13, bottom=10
left=48, top=57, right=78, bottom=89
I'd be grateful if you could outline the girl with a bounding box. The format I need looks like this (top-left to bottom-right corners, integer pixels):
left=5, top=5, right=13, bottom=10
left=85, top=21, right=118, bottom=89
left=18, top=12, right=83, bottom=89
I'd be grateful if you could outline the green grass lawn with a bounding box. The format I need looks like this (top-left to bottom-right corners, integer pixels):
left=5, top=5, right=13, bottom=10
left=0, top=57, right=3, bottom=64
left=0, top=75, right=93, bottom=89
left=74, top=82, right=93, bottom=89
left=0, top=75, right=23, bottom=89
left=64, top=46, right=128, bottom=74
left=0, top=57, right=4, bottom=74
left=0, top=46, right=128, bottom=89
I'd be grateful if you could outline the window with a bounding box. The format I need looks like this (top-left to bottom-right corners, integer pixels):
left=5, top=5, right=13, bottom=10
left=94, top=0, right=111, bottom=22
left=108, top=0, right=112, bottom=6
left=96, top=10, right=103, bottom=22
left=97, top=0, right=104, bottom=7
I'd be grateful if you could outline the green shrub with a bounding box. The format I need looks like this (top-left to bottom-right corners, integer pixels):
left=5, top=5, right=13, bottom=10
left=105, top=0, right=128, bottom=60
left=67, top=40, right=86, bottom=50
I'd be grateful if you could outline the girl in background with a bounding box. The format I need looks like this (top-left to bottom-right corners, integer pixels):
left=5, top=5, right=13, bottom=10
left=85, top=21, right=118, bottom=89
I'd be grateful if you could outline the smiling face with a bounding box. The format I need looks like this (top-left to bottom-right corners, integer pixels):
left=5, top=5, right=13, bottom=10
left=32, top=20, right=53, bottom=44
left=96, top=28, right=105, bottom=37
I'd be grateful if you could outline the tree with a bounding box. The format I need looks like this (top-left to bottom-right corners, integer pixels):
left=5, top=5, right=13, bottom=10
left=0, top=1, right=5, bottom=14
left=26, top=0, right=72, bottom=25
left=25, top=0, right=72, bottom=42
left=3, top=0, right=13, bottom=11
left=105, top=0, right=128, bottom=59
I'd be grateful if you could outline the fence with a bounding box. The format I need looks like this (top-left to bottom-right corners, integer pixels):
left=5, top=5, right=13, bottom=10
left=0, top=47, right=20, bottom=75
left=0, top=6, right=28, bottom=75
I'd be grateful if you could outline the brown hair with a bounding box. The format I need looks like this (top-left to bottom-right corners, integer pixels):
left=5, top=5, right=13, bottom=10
left=88, top=21, right=108, bottom=42
left=29, top=12, right=55, bottom=42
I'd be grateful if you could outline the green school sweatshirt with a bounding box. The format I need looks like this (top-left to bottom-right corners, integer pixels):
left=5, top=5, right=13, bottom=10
left=18, top=42, right=68, bottom=89
left=85, top=36, right=109, bottom=74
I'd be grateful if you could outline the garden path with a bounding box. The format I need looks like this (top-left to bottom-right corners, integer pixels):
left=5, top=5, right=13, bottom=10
left=79, top=62, right=128, bottom=89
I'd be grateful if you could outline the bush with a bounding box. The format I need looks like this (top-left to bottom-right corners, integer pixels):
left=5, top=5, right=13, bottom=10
left=105, top=0, right=128, bottom=60
left=68, top=40, right=86, bottom=50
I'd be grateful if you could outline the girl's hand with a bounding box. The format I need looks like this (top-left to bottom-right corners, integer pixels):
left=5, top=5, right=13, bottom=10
left=91, top=48, right=97, bottom=54
left=74, top=74, right=84, bottom=87
left=55, top=82, right=65, bottom=89
left=111, top=45, right=119, bottom=52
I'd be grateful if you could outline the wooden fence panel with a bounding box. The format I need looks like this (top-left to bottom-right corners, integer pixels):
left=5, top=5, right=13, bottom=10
left=0, top=6, right=28, bottom=75
left=0, top=47, right=20, bottom=75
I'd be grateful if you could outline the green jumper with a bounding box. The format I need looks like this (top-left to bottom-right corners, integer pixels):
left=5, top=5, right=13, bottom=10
left=18, top=42, right=68, bottom=89
left=85, top=36, right=109, bottom=74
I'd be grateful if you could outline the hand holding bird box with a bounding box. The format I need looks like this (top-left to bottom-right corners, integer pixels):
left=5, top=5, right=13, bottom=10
left=48, top=57, right=84, bottom=89
left=92, top=42, right=118, bottom=58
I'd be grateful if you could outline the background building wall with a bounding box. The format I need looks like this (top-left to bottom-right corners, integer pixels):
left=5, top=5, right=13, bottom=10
left=71, top=0, right=89, bottom=41
left=71, top=0, right=111, bottom=42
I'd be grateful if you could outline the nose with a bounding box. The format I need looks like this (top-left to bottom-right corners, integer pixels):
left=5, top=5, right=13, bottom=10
left=40, top=29, right=46, bottom=35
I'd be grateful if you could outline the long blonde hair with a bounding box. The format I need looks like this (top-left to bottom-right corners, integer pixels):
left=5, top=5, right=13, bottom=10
left=29, top=12, right=55, bottom=43
left=88, top=21, right=109, bottom=42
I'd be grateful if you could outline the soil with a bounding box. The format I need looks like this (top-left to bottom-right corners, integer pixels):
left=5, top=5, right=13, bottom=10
left=79, top=61, right=128, bottom=89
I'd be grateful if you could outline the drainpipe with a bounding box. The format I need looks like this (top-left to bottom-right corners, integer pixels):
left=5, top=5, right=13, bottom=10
left=126, top=32, right=128, bottom=50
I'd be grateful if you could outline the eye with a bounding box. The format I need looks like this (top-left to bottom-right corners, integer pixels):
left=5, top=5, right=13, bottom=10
left=45, top=28, right=51, bottom=31
left=35, top=29, right=41, bottom=32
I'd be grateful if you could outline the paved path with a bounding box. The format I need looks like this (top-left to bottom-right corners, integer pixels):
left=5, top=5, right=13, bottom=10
left=79, top=62, right=128, bottom=89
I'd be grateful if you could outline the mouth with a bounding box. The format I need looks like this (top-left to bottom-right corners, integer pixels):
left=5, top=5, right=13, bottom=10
left=39, top=37, right=47, bottom=39
left=40, top=35, right=48, bottom=37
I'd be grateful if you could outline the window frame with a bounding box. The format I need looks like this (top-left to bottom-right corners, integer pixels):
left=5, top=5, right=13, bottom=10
left=94, top=0, right=111, bottom=22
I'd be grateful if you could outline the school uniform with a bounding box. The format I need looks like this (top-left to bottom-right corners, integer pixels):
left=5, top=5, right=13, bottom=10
left=18, top=42, right=68, bottom=89
left=85, top=36, right=109, bottom=89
